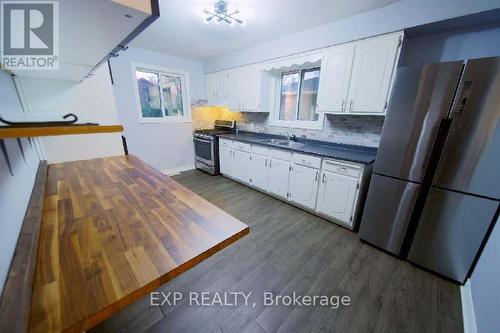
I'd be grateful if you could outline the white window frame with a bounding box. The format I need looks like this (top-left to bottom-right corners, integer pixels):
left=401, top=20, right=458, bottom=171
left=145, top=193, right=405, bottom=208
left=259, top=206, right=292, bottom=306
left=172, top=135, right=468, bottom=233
left=269, top=64, right=324, bottom=130
left=131, top=62, right=192, bottom=124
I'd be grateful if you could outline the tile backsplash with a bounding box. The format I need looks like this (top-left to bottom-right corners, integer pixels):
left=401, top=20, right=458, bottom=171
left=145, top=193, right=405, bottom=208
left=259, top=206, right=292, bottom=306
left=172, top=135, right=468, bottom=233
left=192, top=106, right=384, bottom=147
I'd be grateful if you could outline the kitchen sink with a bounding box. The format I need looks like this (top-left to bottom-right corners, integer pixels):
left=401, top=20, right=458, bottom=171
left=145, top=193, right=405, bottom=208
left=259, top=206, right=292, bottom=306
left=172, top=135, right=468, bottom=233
left=258, top=138, right=305, bottom=148
left=259, top=138, right=288, bottom=145
left=277, top=141, right=304, bottom=148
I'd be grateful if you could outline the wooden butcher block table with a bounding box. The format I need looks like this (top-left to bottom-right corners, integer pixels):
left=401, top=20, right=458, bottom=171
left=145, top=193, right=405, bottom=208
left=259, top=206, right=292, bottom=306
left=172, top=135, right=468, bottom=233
left=28, top=155, right=249, bottom=332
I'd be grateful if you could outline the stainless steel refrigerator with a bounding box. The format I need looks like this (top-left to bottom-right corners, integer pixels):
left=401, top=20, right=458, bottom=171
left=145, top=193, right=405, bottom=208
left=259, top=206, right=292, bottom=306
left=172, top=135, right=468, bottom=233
left=359, top=56, right=500, bottom=283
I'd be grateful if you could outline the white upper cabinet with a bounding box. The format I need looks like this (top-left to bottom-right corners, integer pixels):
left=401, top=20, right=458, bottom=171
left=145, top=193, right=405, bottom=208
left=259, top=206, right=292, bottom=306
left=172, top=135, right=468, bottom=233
left=227, top=69, right=241, bottom=110
left=205, top=65, right=261, bottom=111
left=316, top=171, right=359, bottom=225
left=289, top=164, right=320, bottom=210
left=206, top=70, right=230, bottom=105
left=240, top=64, right=262, bottom=111
left=7, top=0, right=159, bottom=81
left=205, top=31, right=402, bottom=115
left=316, top=44, right=355, bottom=113
left=346, top=33, right=402, bottom=114
left=206, top=73, right=217, bottom=100
left=216, top=71, right=230, bottom=102
left=317, top=32, right=402, bottom=115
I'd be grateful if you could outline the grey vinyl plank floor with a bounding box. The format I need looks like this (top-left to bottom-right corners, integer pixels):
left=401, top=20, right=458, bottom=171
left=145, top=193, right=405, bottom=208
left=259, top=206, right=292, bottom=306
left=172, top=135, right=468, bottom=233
left=89, top=170, right=463, bottom=333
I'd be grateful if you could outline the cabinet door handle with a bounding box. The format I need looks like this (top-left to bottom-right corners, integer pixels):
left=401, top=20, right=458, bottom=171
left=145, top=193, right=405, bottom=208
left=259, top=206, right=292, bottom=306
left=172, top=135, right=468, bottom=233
left=322, top=174, right=326, bottom=183
left=269, top=159, right=272, bottom=167
left=341, top=100, right=345, bottom=112
left=265, top=159, right=268, bottom=167
left=315, top=170, right=319, bottom=181
left=349, top=100, right=354, bottom=111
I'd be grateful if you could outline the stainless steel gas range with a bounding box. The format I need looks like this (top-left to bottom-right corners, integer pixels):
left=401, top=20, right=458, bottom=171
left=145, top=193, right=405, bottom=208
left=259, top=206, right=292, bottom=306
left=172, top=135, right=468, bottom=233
left=193, top=120, right=236, bottom=175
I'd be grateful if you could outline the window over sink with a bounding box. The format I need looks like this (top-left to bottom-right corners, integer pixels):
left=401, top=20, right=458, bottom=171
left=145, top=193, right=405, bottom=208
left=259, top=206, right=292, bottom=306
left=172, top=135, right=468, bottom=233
left=265, top=54, right=324, bottom=130
left=131, top=63, right=191, bottom=123
left=279, top=67, right=321, bottom=122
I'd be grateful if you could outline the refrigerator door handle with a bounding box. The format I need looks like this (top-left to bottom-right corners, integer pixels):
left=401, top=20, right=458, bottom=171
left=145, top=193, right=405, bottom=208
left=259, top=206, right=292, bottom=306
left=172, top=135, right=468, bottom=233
left=419, top=118, right=453, bottom=185
left=449, top=77, right=473, bottom=119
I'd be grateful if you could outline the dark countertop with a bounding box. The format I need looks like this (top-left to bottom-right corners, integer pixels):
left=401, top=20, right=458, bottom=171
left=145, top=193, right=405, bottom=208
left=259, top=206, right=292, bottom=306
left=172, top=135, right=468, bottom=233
left=218, top=131, right=377, bottom=164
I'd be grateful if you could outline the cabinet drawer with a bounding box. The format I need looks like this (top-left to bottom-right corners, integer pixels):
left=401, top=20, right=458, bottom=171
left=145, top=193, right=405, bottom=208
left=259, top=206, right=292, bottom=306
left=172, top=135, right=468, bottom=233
left=322, top=159, right=361, bottom=178
left=269, top=148, right=291, bottom=161
left=292, top=153, right=321, bottom=169
left=251, top=144, right=269, bottom=156
left=233, top=141, right=251, bottom=152
left=219, top=138, right=233, bottom=148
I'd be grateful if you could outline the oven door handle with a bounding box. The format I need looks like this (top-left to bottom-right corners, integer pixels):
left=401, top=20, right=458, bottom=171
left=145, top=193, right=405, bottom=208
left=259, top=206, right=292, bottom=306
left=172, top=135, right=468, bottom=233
left=193, top=137, right=212, bottom=144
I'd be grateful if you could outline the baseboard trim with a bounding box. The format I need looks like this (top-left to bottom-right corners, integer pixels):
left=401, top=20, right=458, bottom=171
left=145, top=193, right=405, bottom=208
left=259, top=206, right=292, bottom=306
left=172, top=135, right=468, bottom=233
left=461, top=279, right=478, bottom=333
left=163, top=164, right=195, bottom=176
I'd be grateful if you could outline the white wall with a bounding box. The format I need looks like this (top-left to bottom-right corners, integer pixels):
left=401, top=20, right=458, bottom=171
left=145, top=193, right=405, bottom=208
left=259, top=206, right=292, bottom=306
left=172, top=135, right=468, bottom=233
left=204, top=0, right=500, bottom=72
left=17, top=65, right=124, bottom=163
left=109, top=47, right=205, bottom=173
left=0, top=70, right=40, bottom=294
left=470, top=216, right=500, bottom=333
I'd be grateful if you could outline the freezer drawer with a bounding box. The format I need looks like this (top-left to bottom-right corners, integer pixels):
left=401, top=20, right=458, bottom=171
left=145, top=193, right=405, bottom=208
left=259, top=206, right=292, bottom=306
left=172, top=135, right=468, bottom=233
left=359, top=174, right=421, bottom=255
left=374, top=61, right=463, bottom=182
left=433, top=57, right=500, bottom=199
left=408, top=187, right=499, bottom=283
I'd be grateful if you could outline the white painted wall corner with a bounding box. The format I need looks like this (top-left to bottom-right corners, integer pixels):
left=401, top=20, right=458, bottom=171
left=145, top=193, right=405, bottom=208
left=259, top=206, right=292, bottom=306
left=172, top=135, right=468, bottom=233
left=461, top=279, right=478, bottom=333
left=164, top=164, right=195, bottom=176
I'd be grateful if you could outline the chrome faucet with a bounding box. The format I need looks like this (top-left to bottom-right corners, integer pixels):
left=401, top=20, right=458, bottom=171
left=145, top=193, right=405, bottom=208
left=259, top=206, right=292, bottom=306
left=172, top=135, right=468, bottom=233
left=283, top=130, right=297, bottom=142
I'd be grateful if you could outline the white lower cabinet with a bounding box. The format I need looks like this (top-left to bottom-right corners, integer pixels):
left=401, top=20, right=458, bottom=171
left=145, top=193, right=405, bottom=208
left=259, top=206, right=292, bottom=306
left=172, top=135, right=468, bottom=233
left=250, top=154, right=268, bottom=190
left=219, top=141, right=367, bottom=229
left=289, top=164, right=320, bottom=210
left=219, top=147, right=234, bottom=176
left=267, top=158, right=290, bottom=199
left=316, top=170, right=359, bottom=226
left=233, top=150, right=251, bottom=183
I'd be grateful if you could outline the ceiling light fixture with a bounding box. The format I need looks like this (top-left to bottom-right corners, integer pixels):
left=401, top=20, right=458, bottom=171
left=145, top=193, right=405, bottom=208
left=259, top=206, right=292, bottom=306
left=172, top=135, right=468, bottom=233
left=203, top=0, right=244, bottom=25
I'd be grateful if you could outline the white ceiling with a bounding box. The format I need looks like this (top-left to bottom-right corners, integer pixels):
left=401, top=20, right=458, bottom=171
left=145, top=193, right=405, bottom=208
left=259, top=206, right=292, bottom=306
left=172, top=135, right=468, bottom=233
left=130, top=0, right=402, bottom=60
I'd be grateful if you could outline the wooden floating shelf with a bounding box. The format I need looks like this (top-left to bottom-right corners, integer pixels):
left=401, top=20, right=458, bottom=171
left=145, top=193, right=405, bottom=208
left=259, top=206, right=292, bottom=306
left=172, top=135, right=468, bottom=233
left=0, top=124, right=124, bottom=139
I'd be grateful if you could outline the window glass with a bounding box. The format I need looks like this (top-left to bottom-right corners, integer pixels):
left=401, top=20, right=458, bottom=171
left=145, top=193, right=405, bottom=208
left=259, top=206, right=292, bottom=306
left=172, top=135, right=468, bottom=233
left=161, top=75, right=184, bottom=117
left=278, top=67, right=320, bottom=122
left=136, top=70, right=162, bottom=118
left=279, top=71, right=299, bottom=121
left=298, top=68, right=320, bottom=121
